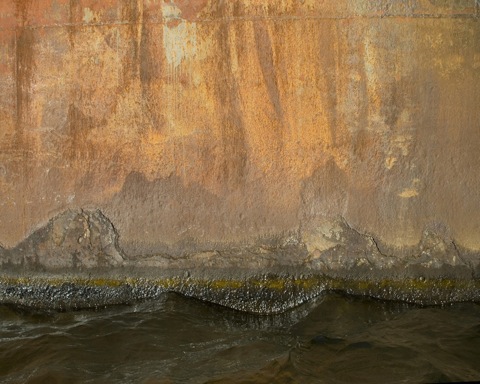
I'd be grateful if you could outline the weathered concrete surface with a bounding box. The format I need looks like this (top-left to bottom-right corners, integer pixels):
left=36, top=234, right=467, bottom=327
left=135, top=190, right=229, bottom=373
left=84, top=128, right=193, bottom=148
left=1, top=1, right=480, bottom=311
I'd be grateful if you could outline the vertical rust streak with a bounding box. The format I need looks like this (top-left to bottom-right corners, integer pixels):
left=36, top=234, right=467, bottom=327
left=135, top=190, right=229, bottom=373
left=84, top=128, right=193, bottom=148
left=214, top=21, right=247, bottom=189
left=13, top=27, right=26, bottom=241
left=253, top=20, right=284, bottom=124
left=13, top=0, right=31, bottom=25
left=68, top=0, right=80, bottom=47
left=65, top=104, right=94, bottom=162
left=351, top=25, right=369, bottom=151
left=14, top=29, right=18, bottom=137
left=13, top=0, right=35, bottom=242
left=316, top=22, right=340, bottom=146
left=140, top=9, right=163, bottom=131
left=122, top=0, right=143, bottom=86
left=15, top=28, right=34, bottom=142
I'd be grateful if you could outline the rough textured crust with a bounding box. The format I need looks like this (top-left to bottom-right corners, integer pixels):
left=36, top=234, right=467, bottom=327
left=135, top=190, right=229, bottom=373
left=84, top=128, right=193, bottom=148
left=1, top=1, right=479, bottom=311
left=1, top=209, right=479, bottom=313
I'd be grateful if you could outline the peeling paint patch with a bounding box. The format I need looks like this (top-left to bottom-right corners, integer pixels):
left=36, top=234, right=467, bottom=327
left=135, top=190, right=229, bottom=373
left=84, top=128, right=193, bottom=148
left=163, top=22, right=197, bottom=68
left=399, top=188, right=418, bottom=198
left=385, top=156, right=397, bottom=170
left=399, top=178, right=421, bottom=198
left=162, top=3, right=182, bottom=19
left=162, top=4, right=197, bottom=68
left=82, top=7, right=95, bottom=24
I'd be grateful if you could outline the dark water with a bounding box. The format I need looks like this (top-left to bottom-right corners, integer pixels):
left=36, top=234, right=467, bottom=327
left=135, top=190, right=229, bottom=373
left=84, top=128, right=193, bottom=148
left=0, top=293, right=479, bottom=384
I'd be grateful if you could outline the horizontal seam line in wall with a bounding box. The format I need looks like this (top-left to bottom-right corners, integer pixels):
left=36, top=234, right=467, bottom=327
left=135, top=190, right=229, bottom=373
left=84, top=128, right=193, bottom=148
left=0, top=13, right=477, bottom=32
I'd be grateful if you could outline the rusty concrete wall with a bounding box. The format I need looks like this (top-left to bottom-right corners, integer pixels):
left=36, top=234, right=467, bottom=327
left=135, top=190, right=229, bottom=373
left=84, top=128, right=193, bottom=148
left=0, top=1, right=479, bottom=275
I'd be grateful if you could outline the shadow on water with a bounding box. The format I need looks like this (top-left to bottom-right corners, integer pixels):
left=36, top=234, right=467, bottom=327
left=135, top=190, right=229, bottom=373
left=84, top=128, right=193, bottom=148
left=0, top=292, right=479, bottom=383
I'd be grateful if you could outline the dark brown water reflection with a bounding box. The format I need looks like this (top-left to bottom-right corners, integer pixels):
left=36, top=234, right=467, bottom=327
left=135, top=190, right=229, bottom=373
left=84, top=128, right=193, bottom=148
left=0, top=292, right=479, bottom=383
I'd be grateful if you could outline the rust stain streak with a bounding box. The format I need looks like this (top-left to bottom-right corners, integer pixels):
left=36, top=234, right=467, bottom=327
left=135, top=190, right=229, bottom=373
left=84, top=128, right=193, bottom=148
left=13, top=28, right=18, bottom=135
left=140, top=22, right=164, bottom=132
left=316, top=22, right=340, bottom=147
left=15, top=28, right=34, bottom=141
left=13, top=0, right=31, bottom=26
left=123, top=0, right=144, bottom=81
left=214, top=21, right=247, bottom=189
left=68, top=0, right=80, bottom=47
left=253, top=20, right=284, bottom=124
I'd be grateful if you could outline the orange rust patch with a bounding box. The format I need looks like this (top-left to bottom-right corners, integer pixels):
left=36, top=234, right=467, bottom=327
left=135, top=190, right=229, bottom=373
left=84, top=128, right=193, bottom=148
left=166, top=18, right=182, bottom=28
left=167, top=0, right=208, bottom=21
left=0, top=2, right=17, bottom=29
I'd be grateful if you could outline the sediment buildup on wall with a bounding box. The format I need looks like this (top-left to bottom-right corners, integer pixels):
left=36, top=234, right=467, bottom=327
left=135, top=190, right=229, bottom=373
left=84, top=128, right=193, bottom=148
left=0, top=0, right=479, bottom=313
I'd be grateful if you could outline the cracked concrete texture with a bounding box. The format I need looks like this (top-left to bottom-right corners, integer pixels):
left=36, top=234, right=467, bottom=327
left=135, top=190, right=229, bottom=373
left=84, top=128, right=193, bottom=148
left=1, top=209, right=124, bottom=270
left=1, top=209, right=478, bottom=280
left=0, top=0, right=480, bottom=310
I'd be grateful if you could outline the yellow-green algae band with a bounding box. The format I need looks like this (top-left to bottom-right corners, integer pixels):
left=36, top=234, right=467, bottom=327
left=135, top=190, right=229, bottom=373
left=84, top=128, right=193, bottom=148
left=1, top=275, right=479, bottom=314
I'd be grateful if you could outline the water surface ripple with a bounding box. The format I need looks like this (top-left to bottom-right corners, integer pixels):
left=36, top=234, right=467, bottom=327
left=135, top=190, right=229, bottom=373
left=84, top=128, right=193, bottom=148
left=0, top=293, right=479, bottom=383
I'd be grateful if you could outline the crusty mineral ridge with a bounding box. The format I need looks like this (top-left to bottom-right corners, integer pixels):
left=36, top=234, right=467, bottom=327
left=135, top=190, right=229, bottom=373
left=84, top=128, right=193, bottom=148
left=1, top=0, right=480, bottom=293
